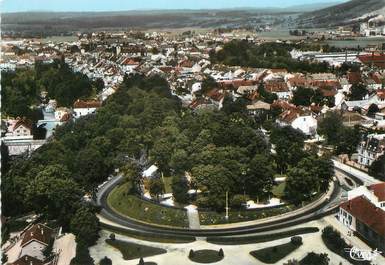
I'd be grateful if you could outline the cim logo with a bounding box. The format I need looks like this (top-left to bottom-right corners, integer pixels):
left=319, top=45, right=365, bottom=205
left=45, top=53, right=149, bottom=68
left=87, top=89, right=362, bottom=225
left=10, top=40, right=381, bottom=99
left=345, top=247, right=382, bottom=261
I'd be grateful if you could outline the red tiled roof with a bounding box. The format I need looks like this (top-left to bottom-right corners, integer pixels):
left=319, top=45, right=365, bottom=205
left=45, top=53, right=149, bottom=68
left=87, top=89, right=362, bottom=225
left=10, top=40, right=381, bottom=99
left=14, top=118, right=32, bottom=131
left=347, top=72, right=362, bottom=85
left=279, top=109, right=303, bottom=124
left=11, top=255, right=43, bottom=265
left=377, top=90, right=385, bottom=100
left=60, top=112, right=72, bottom=122
left=288, top=75, right=307, bottom=87
left=310, top=80, right=341, bottom=90
left=264, top=81, right=289, bottom=93
left=122, top=58, right=139, bottom=65
left=319, top=87, right=337, bottom=97
left=206, top=89, right=224, bottom=102
left=73, top=99, right=102, bottom=109
left=271, top=100, right=297, bottom=111
left=369, top=183, right=385, bottom=202
left=21, top=224, right=53, bottom=247
left=340, top=196, right=385, bottom=237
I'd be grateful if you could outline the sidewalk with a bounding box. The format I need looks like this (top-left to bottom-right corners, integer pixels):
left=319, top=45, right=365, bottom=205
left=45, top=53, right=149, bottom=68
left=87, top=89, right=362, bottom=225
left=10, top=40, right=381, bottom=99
left=185, top=205, right=200, bottom=229
left=333, top=160, right=380, bottom=185
left=324, top=215, right=385, bottom=265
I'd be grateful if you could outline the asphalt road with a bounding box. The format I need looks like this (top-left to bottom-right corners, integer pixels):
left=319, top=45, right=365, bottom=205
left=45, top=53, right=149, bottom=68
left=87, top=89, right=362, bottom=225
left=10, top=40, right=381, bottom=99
left=95, top=169, right=353, bottom=238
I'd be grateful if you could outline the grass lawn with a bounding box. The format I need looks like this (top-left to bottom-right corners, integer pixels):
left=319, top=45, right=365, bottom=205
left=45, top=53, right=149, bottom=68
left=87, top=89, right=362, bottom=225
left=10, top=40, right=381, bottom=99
left=107, top=182, right=189, bottom=227
left=188, top=249, right=224, bottom=264
left=199, top=204, right=296, bottom=225
left=272, top=182, right=286, bottom=198
left=105, top=239, right=166, bottom=260
left=250, top=242, right=301, bottom=264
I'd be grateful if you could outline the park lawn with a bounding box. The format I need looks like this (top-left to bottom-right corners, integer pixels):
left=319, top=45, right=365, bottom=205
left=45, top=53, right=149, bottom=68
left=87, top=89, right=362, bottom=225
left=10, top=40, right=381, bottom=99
left=250, top=242, right=300, bottom=264
left=105, top=239, right=166, bottom=260
left=189, top=250, right=224, bottom=264
left=272, top=182, right=286, bottom=198
left=199, top=204, right=296, bottom=225
left=107, top=182, right=189, bottom=228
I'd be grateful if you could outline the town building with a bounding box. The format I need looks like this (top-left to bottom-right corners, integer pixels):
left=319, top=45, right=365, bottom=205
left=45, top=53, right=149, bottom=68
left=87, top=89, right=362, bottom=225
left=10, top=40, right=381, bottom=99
left=73, top=99, right=102, bottom=118
left=357, top=134, right=385, bottom=167
left=338, top=183, right=385, bottom=252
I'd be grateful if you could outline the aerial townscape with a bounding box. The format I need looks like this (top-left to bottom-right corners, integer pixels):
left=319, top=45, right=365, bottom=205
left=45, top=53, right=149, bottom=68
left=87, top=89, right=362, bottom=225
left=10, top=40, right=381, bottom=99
left=1, top=0, right=385, bottom=265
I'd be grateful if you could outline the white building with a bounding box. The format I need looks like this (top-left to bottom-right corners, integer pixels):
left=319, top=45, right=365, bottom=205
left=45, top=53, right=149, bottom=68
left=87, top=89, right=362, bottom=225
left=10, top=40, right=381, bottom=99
left=73, top=99, right=101, bottom=118
left=357, top=134, right=385, bottom=167
left=291, top=115, right=318, bottom=136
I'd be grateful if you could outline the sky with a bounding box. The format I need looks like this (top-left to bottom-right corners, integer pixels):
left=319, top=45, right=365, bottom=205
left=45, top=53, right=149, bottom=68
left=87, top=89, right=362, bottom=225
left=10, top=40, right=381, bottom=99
left=1, top=0, right=346, bottom=13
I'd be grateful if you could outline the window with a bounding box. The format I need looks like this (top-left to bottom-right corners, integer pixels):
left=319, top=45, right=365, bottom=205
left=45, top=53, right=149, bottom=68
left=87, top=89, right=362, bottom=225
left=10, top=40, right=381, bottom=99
left=348, top=215, right=352, bottom=226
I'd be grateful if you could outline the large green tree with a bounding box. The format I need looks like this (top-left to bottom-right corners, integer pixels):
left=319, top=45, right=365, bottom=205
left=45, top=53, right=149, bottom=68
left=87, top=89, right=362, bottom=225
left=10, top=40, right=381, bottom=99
left=70, top=206, right=100, bottom=246
left=244, top=154, right=275, bottom=198
left=25, top=165, right=83, bottom=227
left=369, top=155, right=385, bottom=181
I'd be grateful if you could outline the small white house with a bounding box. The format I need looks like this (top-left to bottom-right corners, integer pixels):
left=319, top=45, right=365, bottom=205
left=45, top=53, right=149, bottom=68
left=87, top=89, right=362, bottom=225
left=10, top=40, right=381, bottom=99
left=73, top=99, right=101, bottom=118
left=291, top=115, right=318, bottom=136
left=143, top=165, right=159, bottom=178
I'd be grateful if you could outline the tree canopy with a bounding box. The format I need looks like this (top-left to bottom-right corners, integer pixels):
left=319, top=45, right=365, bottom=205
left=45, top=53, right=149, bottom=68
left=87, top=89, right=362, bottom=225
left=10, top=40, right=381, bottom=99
left=210, top=40, right=330, bottom=73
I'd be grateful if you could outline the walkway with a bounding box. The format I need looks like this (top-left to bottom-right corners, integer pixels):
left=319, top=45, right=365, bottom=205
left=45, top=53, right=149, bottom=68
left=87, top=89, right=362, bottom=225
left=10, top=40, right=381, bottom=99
left=333, top=159, right=381, bottom=185
left=90, top=219, right=353, bottom=265
left=185, top=205, right=200, bottom=229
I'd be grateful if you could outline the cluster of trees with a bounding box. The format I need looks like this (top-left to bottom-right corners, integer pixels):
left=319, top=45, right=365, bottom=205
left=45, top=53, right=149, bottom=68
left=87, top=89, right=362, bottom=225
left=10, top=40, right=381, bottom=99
left=291, top=87, right=335, bottom=107
left=318, top=111, right=361, bottom=157
left=322, top=226, right=371, bottom=265
left=2, top=73, right=181, bottom=230
left=1, top=59, right=101, bottom=122
left=210, top=40, right=330, bottom=73
left=270, top=126, right=333, bottom=202
left=369, top=154, right=385, bottom=181
left=145, top=106, right=272, bottom=210
left=3, top=73, right=182, bottom=264
left=348, top=83, right=369, bottom=101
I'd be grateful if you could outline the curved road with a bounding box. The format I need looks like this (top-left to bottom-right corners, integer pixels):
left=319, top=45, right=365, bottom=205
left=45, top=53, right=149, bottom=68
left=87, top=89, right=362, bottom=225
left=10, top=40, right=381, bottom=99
left=95, top=170, right=352, bottom=238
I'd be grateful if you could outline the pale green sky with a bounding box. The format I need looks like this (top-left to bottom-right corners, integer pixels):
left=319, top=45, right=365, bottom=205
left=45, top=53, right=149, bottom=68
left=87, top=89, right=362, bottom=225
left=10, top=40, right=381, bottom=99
left=2, top=0, right=346, bottom=12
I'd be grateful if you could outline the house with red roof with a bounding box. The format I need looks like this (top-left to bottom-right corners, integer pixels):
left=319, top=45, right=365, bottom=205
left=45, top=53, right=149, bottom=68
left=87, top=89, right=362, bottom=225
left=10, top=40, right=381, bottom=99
left=338, top=182, right=385, bottom=252
left=4, top=118, right=33, bottom=139
left=73, top=99, right=102, bottom=118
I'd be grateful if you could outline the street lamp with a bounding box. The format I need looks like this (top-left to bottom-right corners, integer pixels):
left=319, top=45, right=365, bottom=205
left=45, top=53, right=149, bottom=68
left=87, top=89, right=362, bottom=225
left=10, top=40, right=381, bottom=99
left=225, top=191, right=229, bottom=220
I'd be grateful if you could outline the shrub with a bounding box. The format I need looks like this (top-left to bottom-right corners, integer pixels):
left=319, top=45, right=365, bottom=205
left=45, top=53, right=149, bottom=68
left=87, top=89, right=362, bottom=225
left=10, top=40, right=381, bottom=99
left=109, top=233, right=115, bottom=241
left=300, top=252, right=329, bottom=265
left=99, top=256, right=112, bottom=265
left=70, top=240, right=95, bottom=265
left=291, top=236, right=303, bottom=246
left=321, top=226, right=371, bottom=265
left=230, top=194, right=247, bottom=209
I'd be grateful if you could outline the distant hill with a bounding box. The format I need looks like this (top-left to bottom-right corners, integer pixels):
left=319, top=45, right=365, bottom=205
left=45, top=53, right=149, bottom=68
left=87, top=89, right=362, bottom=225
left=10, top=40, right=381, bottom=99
left=297, top=0, right=385, bottom=28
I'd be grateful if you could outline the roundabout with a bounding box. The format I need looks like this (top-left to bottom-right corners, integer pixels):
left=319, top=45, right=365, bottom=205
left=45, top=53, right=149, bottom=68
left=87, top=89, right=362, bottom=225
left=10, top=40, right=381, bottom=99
left=95, top=169, right=348, bottom=240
